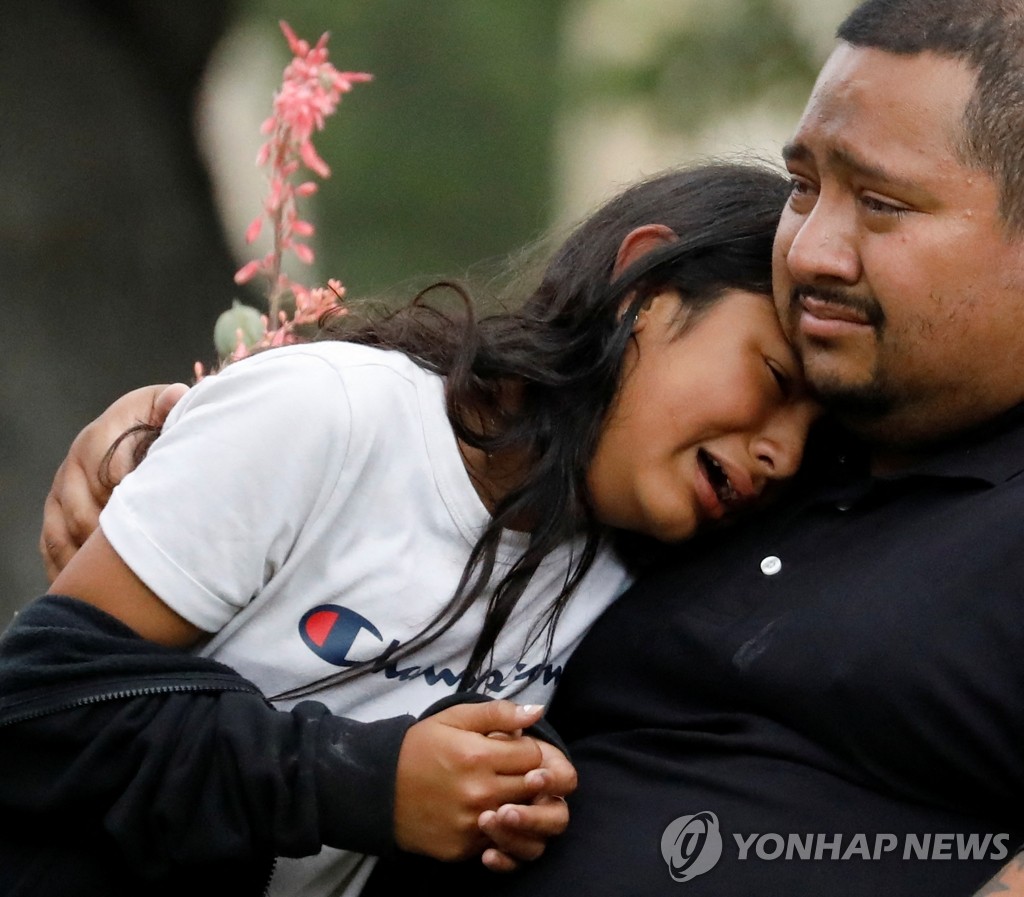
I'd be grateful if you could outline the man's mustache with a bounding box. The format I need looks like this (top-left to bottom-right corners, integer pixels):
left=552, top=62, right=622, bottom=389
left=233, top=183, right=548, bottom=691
left=788, top=285, right=886, bottom=329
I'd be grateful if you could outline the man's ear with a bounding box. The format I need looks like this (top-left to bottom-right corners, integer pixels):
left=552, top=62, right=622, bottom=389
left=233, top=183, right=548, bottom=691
left=612, top=224, right=678, bottom=278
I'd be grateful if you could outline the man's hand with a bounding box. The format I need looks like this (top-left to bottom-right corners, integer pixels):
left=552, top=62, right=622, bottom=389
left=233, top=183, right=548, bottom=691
left=40, top=383, right=188, bottom=581
left=973, top=852, right=1024, bottom=895
left=477, top=736, right=577, bottom=871
left=393, top=701, right=555, bottom=861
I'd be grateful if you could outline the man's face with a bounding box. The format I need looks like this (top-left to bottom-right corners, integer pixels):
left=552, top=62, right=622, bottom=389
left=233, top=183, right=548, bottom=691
left=773, top=43, right=1024, bottom=448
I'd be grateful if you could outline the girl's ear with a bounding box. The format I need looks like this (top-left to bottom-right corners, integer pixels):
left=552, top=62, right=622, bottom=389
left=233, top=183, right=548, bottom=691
left=612, top=224, right=678, bottom=278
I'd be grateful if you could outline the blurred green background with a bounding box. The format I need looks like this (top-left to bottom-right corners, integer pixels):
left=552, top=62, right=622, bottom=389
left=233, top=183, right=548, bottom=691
left=0, top=0, right=853, bottom=620
left=212, top=0, right=843, bottom=297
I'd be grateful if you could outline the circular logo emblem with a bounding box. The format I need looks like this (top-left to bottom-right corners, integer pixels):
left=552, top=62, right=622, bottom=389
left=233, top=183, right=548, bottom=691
left=661, top=811, right=723, bottom=883
left=299, top=604, right=383, bottom=666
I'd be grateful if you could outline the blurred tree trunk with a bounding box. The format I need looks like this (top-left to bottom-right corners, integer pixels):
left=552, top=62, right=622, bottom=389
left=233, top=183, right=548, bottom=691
left=0, top=0, right=240, bottom=620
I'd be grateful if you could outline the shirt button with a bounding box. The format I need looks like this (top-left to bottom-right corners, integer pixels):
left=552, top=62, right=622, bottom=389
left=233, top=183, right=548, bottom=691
left=760, top=556, right=782, bottom=576
left=836, top=502, right=851, bottom=512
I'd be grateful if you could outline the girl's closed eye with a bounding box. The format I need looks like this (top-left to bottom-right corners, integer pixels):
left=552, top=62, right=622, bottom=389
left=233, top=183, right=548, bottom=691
left=766, top=360, right=792, bottom=397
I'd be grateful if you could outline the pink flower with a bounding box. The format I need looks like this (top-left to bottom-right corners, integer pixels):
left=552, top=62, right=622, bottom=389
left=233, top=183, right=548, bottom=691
left=201, top=21, right=364, bottom=378
left=234, top=259, right=264, bottom=285
left=228, top=20, right=369, bottom=340
left=299, top=140, right=331, bottom=178
left=230, top=330, right=253, bottom=361
left=291, top=242, right=314, bottom=265
left=293, top=278, right=346, bottom=325
left=244, top=217, right=263, bottom=244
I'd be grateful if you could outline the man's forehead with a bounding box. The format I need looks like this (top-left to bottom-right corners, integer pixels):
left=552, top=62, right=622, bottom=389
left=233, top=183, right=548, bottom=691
left=786, top=44, right=975, bottom=173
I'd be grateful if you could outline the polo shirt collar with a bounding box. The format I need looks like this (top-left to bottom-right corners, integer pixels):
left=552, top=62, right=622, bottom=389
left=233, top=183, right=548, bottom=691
left=876, top=401, right=1024, bottom=486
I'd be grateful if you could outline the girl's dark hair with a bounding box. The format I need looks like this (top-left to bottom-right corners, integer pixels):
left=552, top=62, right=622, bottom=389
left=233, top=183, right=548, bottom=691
left=113, top=161, right=789, bottom=698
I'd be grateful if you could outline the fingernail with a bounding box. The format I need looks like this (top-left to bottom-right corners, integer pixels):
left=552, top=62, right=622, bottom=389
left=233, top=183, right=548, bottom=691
left=501, top=807, right=521, bottom=826
left=519, top=704, right=544, bottom=717
left=479, top=810, right=496, bottom=829
left=525, top=768, right=548, bottom=788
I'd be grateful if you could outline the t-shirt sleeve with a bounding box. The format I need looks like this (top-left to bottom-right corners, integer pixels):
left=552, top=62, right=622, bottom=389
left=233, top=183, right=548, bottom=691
left=100, top=348, right=353, bottom=632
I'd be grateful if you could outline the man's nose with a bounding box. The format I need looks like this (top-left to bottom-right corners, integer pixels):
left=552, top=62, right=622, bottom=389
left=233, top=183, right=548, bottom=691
left=781, top=198, right=861, bottom=286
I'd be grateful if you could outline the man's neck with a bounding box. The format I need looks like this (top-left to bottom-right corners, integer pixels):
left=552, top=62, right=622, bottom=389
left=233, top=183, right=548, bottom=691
left=865, top=399, right=1024, bottom=476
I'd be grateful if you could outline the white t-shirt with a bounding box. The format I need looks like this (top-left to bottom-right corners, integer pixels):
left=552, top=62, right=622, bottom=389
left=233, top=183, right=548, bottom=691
left=100, top=342, right=631, bottom=896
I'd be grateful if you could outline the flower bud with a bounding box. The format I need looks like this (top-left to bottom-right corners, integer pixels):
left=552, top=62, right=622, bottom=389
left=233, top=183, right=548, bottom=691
left=214, top=300, right=266, bottom=358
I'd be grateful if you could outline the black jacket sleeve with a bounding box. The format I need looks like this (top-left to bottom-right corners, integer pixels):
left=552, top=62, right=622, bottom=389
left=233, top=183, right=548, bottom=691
left=0, top=595, right=415, bottom=880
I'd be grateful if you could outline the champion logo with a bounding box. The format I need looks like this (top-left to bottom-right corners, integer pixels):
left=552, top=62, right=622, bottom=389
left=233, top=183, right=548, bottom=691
left=296, top=603, right=565, bottom=692
left=298, top=604, right=385, bottom=666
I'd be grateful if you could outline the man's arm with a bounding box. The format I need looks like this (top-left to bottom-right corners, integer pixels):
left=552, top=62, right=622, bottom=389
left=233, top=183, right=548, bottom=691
left=40, top=382, right=187, bottom=581
left=974, top=853, right=1024, bottom=895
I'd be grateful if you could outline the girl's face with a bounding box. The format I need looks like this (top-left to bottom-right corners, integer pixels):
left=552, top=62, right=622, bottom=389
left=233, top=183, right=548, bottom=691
left=587, top=288, right=820, bottom=542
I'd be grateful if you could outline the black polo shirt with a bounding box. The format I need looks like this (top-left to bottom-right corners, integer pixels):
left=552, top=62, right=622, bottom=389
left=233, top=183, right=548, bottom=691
left=483, top=406, right=1024, bottom=896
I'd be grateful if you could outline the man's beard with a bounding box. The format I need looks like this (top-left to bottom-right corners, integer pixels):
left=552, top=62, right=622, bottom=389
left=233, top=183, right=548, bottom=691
left=782, top=286, right=892, bottom=423
left=811, top=376, right=893, bottom=418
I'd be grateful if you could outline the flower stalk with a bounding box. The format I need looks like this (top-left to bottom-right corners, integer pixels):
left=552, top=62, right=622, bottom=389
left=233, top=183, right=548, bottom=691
left=203, top=20, right=371, bottom=373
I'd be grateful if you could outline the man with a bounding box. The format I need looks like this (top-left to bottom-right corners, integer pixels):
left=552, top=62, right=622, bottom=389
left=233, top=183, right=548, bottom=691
left=27, top=0, right=1024, bottom=894
left=456, top=1, right=1024, bottom=893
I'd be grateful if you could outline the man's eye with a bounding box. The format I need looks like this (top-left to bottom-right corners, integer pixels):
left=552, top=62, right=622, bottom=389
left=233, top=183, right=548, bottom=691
left=788, top=177, right=814, bottom=196
left=786, top=177, right=817, bottom=211
left=861, top=194, right=908, bottom=218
